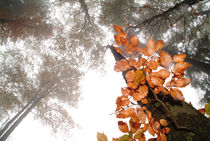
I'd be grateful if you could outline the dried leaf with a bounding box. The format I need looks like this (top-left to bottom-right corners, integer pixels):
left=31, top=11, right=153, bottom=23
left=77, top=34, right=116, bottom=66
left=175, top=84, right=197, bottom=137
left=151, top=76, right=165, bottom=86
left=130, top=35, right=140, bottom=47
left=146, top=38, right=156, bottom=56
left=127, top=82, right=138, bottom=89
left=147, top=59, right=159, bottom=70
left=151, top=69, right=170, bottom=79
left=125, top=70, right=135, bottom=82
left=128, top=57, right=137, bottom=67
left=159, top=51, right=172, bottom=68
left=160, top=119, right=168, bottom=126
left=173, top=62, right=191, bottom=75
left=129, top=119, right=141, bottom=133
left=118, top=121, right=130, bottom=133
left=148, top=125, right=155, bottom=136
left=160, top=133, right=167, bottom=141
left=121, top=87, right=132, bottom=97
left=113, top=25, right=124, bottom=33
left=97, top=132, right=108, bottom=141
left=174, top=78, right=191, bottom=87
left=155, top=40, right=165, bottom=51
left=133, top=85, right=148, bottom=101
left=198, top=108, right=205, bottom=114
left=135, top=57, right=147, bottom=68
left=170, top=88, right=185, bottom=101
left=146, top=75, right=155, bottom=88
left=162, top=127, right=170, bottom=134
left=141, top=98, right=149, bottom=104
left=173, top=54, right=186, bottom=63
left=116, top=96, right=130, bottom=111
left=114, top=59, right=130, bottom=72
left=114, top=33, right=127, bottom=46
left=116, top=108, right=135, bottom=118
left=137, top=109, right=147, bottom=124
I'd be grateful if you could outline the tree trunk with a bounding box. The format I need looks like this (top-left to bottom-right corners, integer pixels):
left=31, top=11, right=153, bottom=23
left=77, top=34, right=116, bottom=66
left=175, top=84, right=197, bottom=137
left=109, top=46, right=210, bottom=141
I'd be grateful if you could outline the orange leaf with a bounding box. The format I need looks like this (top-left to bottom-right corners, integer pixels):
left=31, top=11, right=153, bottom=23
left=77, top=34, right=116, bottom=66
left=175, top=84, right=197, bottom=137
left=155, top=40, right=165, bottom=51
left=137, top=109, right=147, bottom=124
left=128, top=57, right=137, bottom=67
left=113, top=25, right=124, bottom=33
left=130, top=35, right=140, bottom=47
left=147, top=59, right=159, bottom=70
left=152, top=121, right=161, bottom=133
left=146, top=75, right=155, bottom=88
left=146, top=110, right=152, bottom=119
left=127, top=81, right=138, bottom=89
left=148, top=125, right=155, bottom=136
left=114, top=33, right=127, bottom=46
left=125, top=70, right=135, bottom=82
left=159, top=51, right=172, bottom=68
left=118, top=121, right=130, bottom=133
left=162, top=127, right=170, bottom=134
left=146, top=38, right=156, bottom=56
left=114, top=59, right=130, bottom=72
left=151, top=76, right=165, bottom=86
left=133, top=85, right=148, bottom=101
left=160, top=119, right=168, bottom=126
left=129, top=119, right=141, bottom=133
left=174, top=78, right=191, bottom=87
left=160, top=133, right=167, bottom=141
left=173, top=62, right=191, bottom=75
left=116, top=108, right=135, bottom=118
left=173, top=54, right=186, bottom=63
left=121, top=87, right=132, bottom=97
left=135, top=57, right=147, bottom=68
left=116, top=96, right=130, bottom=111
left=141, top=98, right=149, bottom=104
left=170, top=88, right=185, bottom=101
left=151, top=69, right=170, bottom=80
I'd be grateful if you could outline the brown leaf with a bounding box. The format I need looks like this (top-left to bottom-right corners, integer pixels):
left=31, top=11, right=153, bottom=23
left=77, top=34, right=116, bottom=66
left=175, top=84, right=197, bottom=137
left=118, top=121, right=130, bottom=133
left=127, top=82, right=138, bottom=89
left=159, top=51, right=172, bottom=68
left=198, top=108, right=205, bottom=115
left=147, top=59, right=159, bottom=70
left=121, top=87, right=132, bottom=97
left=160, top=119, right=168, bottom=126
left=174, top=78, right=191, bottom=87
left=114, top=59, right=130, bottom=72
left=173, top=62, right=191, bottom=75
left=173, top=54, right=186, bottom=63
left=135, top=57, right=147, bottom=68
left=146, top=38, right=156, bottom=56
left=116, top=108, right=135, bottom=118
left=160, top=133, right=167, bottom=141
left=129, top=119, right=141, bottom=133
left=155, top=40, right=165, bottom=51
left=137, top=109, right=147, bottom=124
left=148, top=125, right=155, bottom=136
left=170, top=88, right=185, bottom=101
left=151, top=69, right=170, bottom=80
left=125, top=70, right=135, bottom=82
left=151, top=76, right=165, bottom=86
left=133, top=85, right=148, bottom=101
left=116, top=96, right=130, bottom=111
left=141, top=98, right=149, bottom=104
left=113, top=25, right=124, bottom=33
left=162, top=127, right=171, bottom=134
left=130, top=35, right=140, bottom=47
left=146, top=75, right=155, bottom=88
left=114, top=33, right=127, bottom=46
left=128, top=57, right=137, bottom=67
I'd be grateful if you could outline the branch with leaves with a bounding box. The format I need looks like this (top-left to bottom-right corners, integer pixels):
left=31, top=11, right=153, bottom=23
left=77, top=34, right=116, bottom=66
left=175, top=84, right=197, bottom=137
left=97, top=25, right=210, bottom=141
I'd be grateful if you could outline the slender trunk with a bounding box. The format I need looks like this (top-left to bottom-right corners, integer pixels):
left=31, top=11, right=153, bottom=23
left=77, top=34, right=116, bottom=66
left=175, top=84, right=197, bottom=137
left=0, top=94, right=45, bottom=141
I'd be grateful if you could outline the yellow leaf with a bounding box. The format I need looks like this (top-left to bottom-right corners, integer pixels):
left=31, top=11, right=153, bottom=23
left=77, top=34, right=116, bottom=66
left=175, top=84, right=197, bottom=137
left=97, top=132, right=108, bottom=141
left=205, top=103, right=210, bottom=115
left=134, top=69, right=145, bottom=85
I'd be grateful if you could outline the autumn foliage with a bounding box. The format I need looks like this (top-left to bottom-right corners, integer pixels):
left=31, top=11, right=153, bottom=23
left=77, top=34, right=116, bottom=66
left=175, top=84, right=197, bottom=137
left=97, top=25, right=210, bottom=141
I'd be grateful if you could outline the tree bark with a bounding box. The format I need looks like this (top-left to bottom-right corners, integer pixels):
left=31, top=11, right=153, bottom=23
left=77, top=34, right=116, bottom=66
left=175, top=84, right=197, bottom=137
left=109, top=45, right=210, bottom=141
